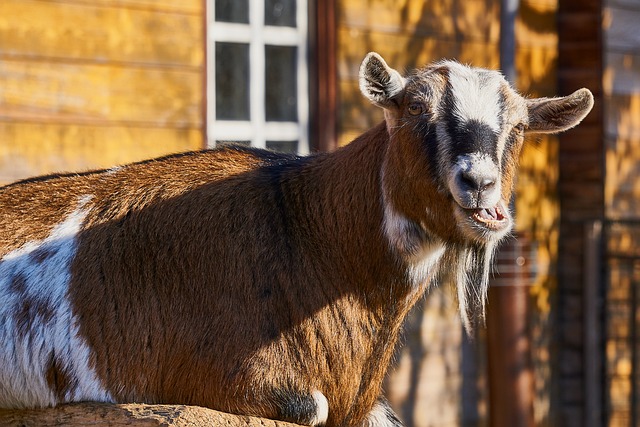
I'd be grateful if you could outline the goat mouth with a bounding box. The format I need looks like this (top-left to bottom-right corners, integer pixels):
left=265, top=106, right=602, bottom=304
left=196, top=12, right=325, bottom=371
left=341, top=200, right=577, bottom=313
left=467, top=204, right=510, bottom=231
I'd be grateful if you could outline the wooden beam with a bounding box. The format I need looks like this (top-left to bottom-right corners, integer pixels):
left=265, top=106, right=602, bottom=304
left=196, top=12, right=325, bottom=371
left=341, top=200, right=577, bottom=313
left=487, top=236, right=535, bottom=427
left=0, top=402, right=302, bottom=427
left=309, top=0, right=338, bottom=152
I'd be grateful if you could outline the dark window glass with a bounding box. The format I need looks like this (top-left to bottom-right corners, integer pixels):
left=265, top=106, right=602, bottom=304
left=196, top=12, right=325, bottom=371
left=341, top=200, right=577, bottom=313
left=215, top=42, right=250, bottom=120
left=265, top=0, right=296, bottom=27
left=215, top=0, right=249, bottom=23
left=267, top=141, right=297, bottom=153
left=265, top=45, right=297, bottom=122
left=217, top=140, right=251, bottom=147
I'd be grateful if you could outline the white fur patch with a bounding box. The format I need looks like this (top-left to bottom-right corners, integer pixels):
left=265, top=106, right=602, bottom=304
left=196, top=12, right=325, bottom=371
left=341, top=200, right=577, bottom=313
left=406, top=244, right=447, bottom=290
left=382, top=203, right=446, bottom=290
left=361, top=400, right=402, bottom=427
left=382, top=203, right=414, bottom=255
left=0, top=197, right=113, bottom=408
left=105, top=166, right=123, bottom=175
left=447, top=62, right=503, bottom=132
left=310, top=390, right=329, bottom=426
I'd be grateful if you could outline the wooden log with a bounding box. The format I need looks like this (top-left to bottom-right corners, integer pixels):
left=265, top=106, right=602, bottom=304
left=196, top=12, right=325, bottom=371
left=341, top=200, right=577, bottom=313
left=0, top=402, right=302, bottom=427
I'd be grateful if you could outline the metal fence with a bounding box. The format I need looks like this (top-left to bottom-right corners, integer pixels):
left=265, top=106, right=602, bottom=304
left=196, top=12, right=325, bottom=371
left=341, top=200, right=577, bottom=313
left=600, top=221, right=640, bottom=427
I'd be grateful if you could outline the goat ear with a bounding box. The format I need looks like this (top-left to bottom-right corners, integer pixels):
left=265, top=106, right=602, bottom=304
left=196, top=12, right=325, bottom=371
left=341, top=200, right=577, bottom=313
left=526, top=88, right=594, bottom=134
left=359, top=52, right=406, bottom=109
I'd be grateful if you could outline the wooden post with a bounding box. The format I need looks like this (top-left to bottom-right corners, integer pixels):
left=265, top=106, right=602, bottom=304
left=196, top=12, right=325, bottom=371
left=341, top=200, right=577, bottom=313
left=487, top=236, right=535, bottom=427
left=584, top=221, right=603, bottom=427
left=488, top=1, right=534, bottom=426
left=308, top=0, right=338, bottom=152
left=499, top=0, right=519, bottom=83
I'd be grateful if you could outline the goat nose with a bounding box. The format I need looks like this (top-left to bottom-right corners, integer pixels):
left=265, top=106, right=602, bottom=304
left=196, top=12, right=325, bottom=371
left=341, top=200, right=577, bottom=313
left=459, top=171, right=496, bottom=192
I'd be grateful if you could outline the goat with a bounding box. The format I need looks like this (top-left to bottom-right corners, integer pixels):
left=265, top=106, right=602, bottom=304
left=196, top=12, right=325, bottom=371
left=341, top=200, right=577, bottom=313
left=0, top=53, right=593, bottom=427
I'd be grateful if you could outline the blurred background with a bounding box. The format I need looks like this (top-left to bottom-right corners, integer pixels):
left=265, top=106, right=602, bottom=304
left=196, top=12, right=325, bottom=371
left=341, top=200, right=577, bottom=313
left=0, top=0, right=639, bottom=426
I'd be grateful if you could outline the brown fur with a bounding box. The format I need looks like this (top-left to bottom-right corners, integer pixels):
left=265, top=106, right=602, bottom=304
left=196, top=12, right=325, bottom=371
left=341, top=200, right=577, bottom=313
left=46, top=355, right=78, bottom=402
left=65, top=127, right=405, bottom=427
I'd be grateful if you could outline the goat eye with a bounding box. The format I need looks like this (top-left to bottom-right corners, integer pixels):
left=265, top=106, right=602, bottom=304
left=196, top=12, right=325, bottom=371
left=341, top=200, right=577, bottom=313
left=514, top=123, right=526, bottom=134
left=408, top=102, right=425, bottom=116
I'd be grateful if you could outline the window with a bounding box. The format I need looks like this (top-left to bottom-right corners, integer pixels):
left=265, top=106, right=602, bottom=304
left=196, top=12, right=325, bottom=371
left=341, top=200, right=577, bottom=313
left=206, top=0, right=309, bottom=154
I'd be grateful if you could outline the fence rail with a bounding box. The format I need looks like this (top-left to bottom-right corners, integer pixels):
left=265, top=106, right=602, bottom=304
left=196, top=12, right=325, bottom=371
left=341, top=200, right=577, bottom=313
left=588, top=220, right=640, bottom=427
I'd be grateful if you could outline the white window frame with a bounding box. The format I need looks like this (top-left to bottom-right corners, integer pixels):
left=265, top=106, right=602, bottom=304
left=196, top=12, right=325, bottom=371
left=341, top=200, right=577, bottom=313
left=206, top=0, right=309, bottom=154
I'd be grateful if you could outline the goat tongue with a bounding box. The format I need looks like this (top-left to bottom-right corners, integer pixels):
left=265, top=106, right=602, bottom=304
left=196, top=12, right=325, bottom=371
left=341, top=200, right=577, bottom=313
left=473, top=205, right=505, bottom=223
left=478, top=207, right=496, bottom=220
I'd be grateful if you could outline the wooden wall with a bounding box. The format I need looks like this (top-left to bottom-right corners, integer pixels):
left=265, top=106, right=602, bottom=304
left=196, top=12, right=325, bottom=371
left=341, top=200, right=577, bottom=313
left=604, top=0, right=640, bottom=219
left=0, top=0, right=205, bottom=185
left=603, top=1, right=640, bottom=426
left=336, top=0, right=501, bottom=147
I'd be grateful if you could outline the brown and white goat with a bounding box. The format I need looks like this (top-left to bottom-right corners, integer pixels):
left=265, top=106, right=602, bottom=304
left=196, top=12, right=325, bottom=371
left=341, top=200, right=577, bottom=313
left=0, top=53, right=593, bottom=427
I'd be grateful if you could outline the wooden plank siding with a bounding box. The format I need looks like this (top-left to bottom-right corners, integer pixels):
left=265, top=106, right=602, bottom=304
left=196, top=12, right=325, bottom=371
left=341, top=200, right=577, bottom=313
left=336, top=0, right=501, bottom=146
left=0, top=0, right=205, bottom=184
left=0, top=123, right=202, bottom=183
left=601, top=2, right=640, bottom=427
left=604, top=2, right=640, bottom=219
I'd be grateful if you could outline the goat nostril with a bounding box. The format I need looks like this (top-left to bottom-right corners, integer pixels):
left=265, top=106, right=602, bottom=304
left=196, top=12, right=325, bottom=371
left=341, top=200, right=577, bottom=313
left=460, top=173, right=478, bottom=190
left=459, top=172, right=496, bottom=192
left=479, top=178, right=495, bottom=191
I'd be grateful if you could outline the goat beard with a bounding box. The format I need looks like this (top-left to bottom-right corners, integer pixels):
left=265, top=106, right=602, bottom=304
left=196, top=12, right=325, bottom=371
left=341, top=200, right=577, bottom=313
left=451, top=241, right=497, bottom=334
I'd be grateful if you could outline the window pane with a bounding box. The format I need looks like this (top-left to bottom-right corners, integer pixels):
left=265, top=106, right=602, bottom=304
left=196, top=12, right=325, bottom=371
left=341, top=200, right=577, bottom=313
left=215, top=42, right=250, bottom=120
left=265, top=45, right=297, bottom=122
left=267, top=141, right=298, bottom=153
left=265, top=0, right=296, bottom=27
left=217, top=140, right=251, bottom=147
left=215, top=0, right=249, bottom=23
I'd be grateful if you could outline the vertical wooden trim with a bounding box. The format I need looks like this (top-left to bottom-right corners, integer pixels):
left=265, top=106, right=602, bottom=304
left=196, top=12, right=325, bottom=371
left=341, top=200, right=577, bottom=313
left=556, top=0, right=604, bottom=425
left=489, top=3, right=535, bottom=426
left=584, top=221, right=603, bottom=427
left=309, top=0, right=338, bottom=152
left=487, top=235, right=535, bottom=427
left=499, top=0, right=519, bottom=84
left=202, top=0, right=209, bottom=149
